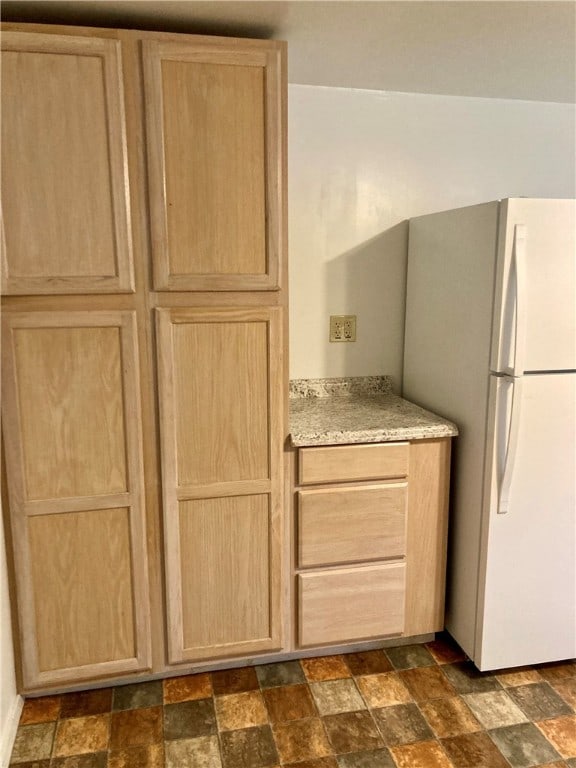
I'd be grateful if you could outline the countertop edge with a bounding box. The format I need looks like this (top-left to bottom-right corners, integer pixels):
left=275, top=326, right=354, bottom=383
left=290, top=423, right=458, bottom=448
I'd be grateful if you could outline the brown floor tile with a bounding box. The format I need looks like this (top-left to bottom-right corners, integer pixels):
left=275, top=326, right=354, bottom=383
left=356, top=672, right=412, bottom=708
left=112, top=681, right=162, bottom=712
left=385, top=644, right=436, bottom=670
left=420, top=696, right=482, bottom=738
left=108, top=744, right=164, bottom=768
left=508, top=682, right=573, bottom=721
left=53, top=715, right=109, bottom=758
left=109, top=707, right=162, bottom=750
left=489, top=722, right=561, bottom=766
left=59, top=689, right=112, bottom=719
left=283, top=759, right=338, bottom=768
left=256, top=661, right=306, bottom=688
left=344, top=651, right=392, bottom=677
left=441, top=732, right=510, bottom=768
left=8, top=761, right=51, bottom=768
left=462, top=690, right=528, bottom=729
left=301, top=656, right=351, bottom=682
left=273, top=718, right=332, bottom=763
left=215, top=690, right=268, bottom=730
left=263, top=684, right=317, bottom=722
left=336, top=749, right=396, bottom=767
left=536, top=715, right=576, bottom=758
left=310, top=679, right=365, bottom=715
left=538, top=661, right=576, bottom=682
left=220, top=724, right=279, bottom=767
left=426, top=634, right=467, bottom=665
left=20, top=696, right=61, bottom=725
left=390, top=739, right=453, bottom=768
left=50, top=755, right=108, bottom=768
left=163, top=673, right=212, bottom=704
left=165, top=735, right=222, bottom=768
left=211, top=666, right=260, bottom=695
left=372, top=702, right=434, bottom=746
left=164, top=699, right=217, bottom=741
left=323, top=710, right=383, bottom=754
left=399, top=666, right=456, bottom=701
left=538, top=763, right=569, bottom=768
left=550, top=676, right=576, bottom=708
left=10, top=723, right=55, bottom=763
left=440, top=662, right=502, bottom=694
left=496, top=668, right=543, bottom=687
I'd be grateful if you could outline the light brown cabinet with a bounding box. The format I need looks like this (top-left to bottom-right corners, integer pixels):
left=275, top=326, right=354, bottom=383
left=1, top=22, right=287, bottom=692
left=293, top=438, right=451, bottom=649
left=1, top=31, right=134, bottom=295
left=156, top=307, right=284, bottom=662
left=1, top=311, right=151, bottom=688
left=2, top=21, right=450, bottom=695
left=142, top=39, right=283, bottom=291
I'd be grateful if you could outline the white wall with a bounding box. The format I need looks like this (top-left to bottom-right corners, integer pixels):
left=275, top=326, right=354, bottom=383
left=0, top=508, right=20, bottom=768
left=289, top=85, right=576, bottom=390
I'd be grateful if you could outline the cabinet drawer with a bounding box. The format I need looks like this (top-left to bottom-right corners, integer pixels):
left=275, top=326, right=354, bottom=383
left=298, top=443, right=408, bottom=485
left=297, top=483, right=407, bottom=568
left=298, top=563, right=405, bottom=647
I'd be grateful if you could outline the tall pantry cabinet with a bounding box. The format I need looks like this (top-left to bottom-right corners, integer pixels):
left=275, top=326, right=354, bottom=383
left=1, top=24, right=287, bottom=692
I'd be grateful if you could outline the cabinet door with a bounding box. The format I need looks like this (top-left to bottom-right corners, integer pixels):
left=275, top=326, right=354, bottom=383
left=143, top=39, right=284, bottom=291
left=1, top=311, right=150, bottom=688
left=156, top=307, right=284, bottom=662
left=1, top=32, right=134, bottom=295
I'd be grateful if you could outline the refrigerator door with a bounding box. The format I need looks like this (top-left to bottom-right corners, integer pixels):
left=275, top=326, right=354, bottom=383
left=491, top=198, right=576, bottom=375
left=476, top=372, right=576, bottom=670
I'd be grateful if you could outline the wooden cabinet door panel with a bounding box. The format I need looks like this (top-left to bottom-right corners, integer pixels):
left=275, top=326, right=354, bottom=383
left=171, top=317, right=269, bottom=486
left=298, top=563, right=406, bottom=648
left=156, top=307, right=284, bottom=662
left=1, top=32, right=134, bottom=295
left=12, top=323, right=128, bottom=501
left=179, top=496, right=271, bottom=651
left=29, top=508, right=136, bottom=673
left=143, top=40, right=284, bottom=291
left=1, top=311, right=150, bottom=687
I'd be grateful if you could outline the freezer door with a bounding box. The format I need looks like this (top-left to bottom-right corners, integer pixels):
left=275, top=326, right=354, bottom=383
left=491, top=198, right=576, bottom=375
left=476, top=373, right=576, bottom=670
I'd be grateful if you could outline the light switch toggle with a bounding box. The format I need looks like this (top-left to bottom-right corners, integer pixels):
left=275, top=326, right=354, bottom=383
left=330, top=315, right=357, bottom=342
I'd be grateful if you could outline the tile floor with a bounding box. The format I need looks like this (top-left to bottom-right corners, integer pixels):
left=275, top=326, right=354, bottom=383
left=9, top=634, right=576, bottom=768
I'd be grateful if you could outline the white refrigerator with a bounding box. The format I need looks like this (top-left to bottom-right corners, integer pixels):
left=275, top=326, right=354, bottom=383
left=403, top=198, right=576, bottom=671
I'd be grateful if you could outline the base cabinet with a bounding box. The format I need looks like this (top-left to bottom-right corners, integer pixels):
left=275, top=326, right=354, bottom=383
left=294, top=438, right=451, bottom=650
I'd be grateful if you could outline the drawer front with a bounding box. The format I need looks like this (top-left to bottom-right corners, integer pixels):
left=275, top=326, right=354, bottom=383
left=298, top=563, right=405, bottom=647
left=297, top=483, right=407, bottom=568
left=298, top=443, right=408, bottom=485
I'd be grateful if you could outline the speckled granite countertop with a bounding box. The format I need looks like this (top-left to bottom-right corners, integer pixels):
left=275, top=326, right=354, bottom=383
left=289, top=377, right=458, bottom=447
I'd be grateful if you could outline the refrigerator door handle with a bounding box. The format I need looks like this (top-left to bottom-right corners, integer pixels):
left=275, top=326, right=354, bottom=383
left=512, top=224, right=527, bottom=377
left=498, top=376, right=523, bottom=514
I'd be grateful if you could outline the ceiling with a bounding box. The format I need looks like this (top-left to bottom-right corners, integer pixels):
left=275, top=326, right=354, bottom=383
left=3, top=1, right=576, bottom=103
